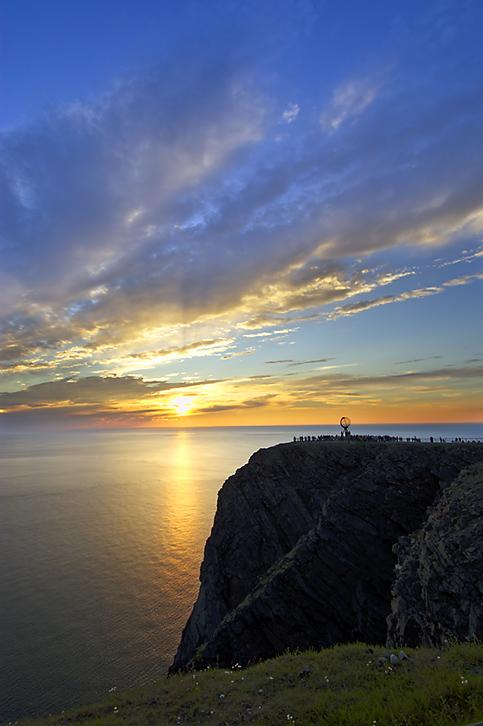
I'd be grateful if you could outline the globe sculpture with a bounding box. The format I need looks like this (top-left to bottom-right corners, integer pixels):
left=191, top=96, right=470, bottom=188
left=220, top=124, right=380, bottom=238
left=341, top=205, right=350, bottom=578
left=340, top=416, right=351, bottom=433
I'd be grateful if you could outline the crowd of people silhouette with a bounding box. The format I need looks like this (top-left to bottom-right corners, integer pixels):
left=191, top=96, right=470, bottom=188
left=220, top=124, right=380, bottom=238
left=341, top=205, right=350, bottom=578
left=292, top=433, right=475, bottom=443
left=292, top=433, right=418, bottom=442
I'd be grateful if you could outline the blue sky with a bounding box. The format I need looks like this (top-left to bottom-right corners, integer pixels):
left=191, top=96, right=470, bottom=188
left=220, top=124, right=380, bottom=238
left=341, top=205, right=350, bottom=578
left=0, top=0, right=482, bottom=427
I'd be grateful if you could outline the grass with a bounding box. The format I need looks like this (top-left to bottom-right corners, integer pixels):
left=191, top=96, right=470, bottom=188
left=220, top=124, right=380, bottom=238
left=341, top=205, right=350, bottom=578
left=16, top=643, right=483, bottom=726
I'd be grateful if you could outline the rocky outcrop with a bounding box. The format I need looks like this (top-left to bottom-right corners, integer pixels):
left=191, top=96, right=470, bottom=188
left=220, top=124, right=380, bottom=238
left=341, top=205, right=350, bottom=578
left=171, top=441, right=483, bottom=671
left=387, top=462, right=483, bottom=647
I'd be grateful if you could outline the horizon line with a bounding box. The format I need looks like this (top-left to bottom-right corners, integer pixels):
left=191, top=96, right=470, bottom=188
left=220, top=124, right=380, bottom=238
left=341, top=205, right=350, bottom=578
left=1, top=421, right=482, bottom=432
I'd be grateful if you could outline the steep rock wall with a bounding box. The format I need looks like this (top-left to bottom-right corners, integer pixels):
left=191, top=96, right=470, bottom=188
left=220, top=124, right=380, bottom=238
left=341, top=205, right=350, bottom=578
left=387, top=462, right=483, bottom=647
left=172, top=441, right=483, bottom=671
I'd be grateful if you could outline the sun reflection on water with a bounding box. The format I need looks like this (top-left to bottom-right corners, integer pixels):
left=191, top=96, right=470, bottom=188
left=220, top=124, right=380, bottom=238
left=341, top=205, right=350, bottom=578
left=161, top=431, right=203, bottom=582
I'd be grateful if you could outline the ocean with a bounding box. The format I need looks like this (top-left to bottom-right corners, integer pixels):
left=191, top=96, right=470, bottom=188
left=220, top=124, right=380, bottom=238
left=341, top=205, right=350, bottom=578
left=1, top=424, right=482, bottom=722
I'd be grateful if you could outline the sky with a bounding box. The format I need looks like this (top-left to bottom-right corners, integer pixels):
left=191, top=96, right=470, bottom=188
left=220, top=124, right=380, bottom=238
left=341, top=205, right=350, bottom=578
left=0, top=0, right=482, bottom=428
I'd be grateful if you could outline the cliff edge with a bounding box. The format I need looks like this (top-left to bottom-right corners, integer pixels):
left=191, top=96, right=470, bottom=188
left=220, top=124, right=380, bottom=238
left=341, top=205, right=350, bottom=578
left=171, top=441, right=483, bottom=671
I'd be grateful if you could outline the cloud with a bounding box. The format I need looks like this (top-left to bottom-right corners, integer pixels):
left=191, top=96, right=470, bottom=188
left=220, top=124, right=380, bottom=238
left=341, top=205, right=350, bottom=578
left=289, top=358, right=335, bottom=367
left=435, top=244, right=483, bottom=267
left=197, top=394, right=276, bottom=413
left=442, top=272, right=483, bottom=287
left=268, top=361, right=483, bottom=413
left=327, top=286, right=443, bottom=319
left=395, top=356, right=442, bottom=365
left=237, top=312, right=320, bottom=330
left=327, top=272, right=483, bottom=319
left=235, top=266, right=427, bottom=329
left=242, top=328, right=297, bottom=338
left=282, top=103, right=300, bottom=123
left=221, top=347, right=256, bottom=359
left=0, top=374, right=222, bottom=413
left=320, top=78, right=379, bottom=131
left=0, top=58, right=268, bottom=373
left=297, top=365, right=483, bottom=391
left=1, top=2, right=483, bottom=398
left=124, top=338, right=235, bottom=365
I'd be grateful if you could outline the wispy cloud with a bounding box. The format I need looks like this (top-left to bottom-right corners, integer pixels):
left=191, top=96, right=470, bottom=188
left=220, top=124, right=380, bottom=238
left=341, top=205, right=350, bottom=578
left=197, top=394, right=277, bottom=414
left=123, top=338, right=235, bottom=367
left=242, top=328, right=297, bottom=339
left=221, top=347, right=256, bottom=360
left=327, top=273, right=483, bottom=319
left=395, top=356, right=442, bottom=365
left=289, top=358, right=334, bottom=367
left=435, top=244, right=483, bottom=267
left=442, top=272, right=483, bottom=287
left=296, top=365, right=483, bottom=391
left=327, top=286, right=443, bottom=319
left=320, top=78, right=380, bottom=132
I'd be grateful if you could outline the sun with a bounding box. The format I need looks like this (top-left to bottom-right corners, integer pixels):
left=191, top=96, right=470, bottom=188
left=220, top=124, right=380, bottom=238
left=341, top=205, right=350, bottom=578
left=171, top=395, right=194, bottom=416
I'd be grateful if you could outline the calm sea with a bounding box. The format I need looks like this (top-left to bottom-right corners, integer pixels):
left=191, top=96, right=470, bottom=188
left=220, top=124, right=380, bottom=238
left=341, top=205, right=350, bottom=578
left=1, top=424, right=482, bottom=722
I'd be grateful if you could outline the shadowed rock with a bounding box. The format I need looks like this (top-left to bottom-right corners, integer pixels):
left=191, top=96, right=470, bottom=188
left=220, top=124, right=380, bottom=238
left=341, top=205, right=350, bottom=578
left=387, top=462, right=483, bottom=647
left=171, top=441, right=483, bottom=671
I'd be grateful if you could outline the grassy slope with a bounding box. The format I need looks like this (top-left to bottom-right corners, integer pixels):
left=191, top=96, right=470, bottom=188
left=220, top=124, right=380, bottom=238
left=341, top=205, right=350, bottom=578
left=19, top=643, right=483, bottom=726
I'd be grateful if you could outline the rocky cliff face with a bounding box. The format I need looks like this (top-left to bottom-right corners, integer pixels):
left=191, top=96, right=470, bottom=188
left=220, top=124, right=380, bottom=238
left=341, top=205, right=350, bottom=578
left=171, top=441, right=483, bottom=671
left=387, top=461, right=483, bottom=648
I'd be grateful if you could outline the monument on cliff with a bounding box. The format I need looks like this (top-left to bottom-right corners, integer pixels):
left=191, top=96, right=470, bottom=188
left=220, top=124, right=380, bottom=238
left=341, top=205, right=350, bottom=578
left=340, top=416, right=351, bottom=437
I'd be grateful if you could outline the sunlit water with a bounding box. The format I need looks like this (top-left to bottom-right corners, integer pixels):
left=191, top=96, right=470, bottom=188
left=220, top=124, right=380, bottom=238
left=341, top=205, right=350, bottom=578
left=1, top=424, right=482, bottom=722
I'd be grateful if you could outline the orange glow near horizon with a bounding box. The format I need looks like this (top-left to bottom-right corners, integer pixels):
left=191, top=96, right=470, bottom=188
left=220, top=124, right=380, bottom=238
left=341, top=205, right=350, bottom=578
left=66, top=398, right=483, bottom=429
left=150, top=407, right=483, bottom=428
left=1, top=361, right=482, bottom=429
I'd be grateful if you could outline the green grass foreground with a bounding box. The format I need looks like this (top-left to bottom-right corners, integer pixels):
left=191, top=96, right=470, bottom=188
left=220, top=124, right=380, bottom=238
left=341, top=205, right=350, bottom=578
left=19, top=643, right=483, bottom=726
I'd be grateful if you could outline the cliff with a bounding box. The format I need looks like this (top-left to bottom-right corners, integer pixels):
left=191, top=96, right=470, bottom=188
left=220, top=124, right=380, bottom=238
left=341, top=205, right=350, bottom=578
left=172, top=441, right=483, bottom=671
left=387, top=461, right=483, bottom=647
